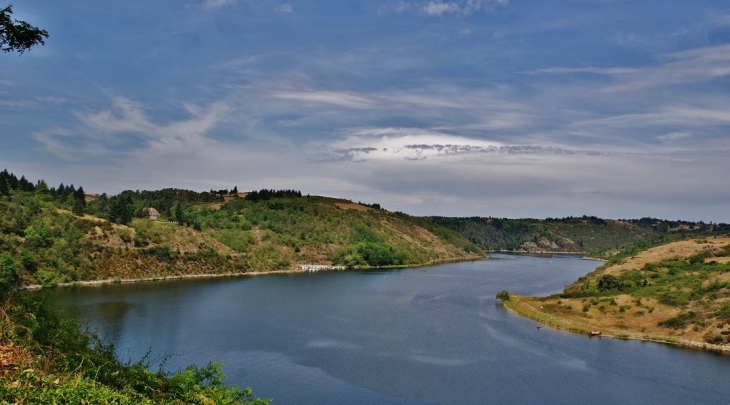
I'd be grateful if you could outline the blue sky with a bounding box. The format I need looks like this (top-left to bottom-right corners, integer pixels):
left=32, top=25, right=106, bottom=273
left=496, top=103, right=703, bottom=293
left=2, top=0, right=729, bottom=222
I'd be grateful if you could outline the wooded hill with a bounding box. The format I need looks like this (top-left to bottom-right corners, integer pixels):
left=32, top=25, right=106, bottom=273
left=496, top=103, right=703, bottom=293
left=0, top=170, right=482, bottom=287
left=430, top=216, right=728, bottom=257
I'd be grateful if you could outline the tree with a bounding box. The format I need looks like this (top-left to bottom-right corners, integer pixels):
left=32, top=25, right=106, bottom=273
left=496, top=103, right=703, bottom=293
left=1, top=5, right=48, bottom=54
left=496, top=290, right=511, bottom=302
left=0, top=177, right=8, bottom=197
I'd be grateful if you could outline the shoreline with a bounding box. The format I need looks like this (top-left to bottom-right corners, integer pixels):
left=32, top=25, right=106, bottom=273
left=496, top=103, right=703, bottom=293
left=502, top=296, right=730, bottom=355
left=20, top=270, right=302, bottom=290
left=488, top=250, right=589, bottom=255
left=20, top=255, right=486, bottom=290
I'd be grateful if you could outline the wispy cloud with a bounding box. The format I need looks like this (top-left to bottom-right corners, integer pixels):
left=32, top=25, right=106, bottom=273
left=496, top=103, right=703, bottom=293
left=269, top=89, right=378, bottom=109
left=423, top=2, right=461, bottom=16
left=707, top=12, right=730, bottom=26
left=571, top=106, right=730, bottom=129
left=274, top=3, right=293, bottom=13
left=526, top=67, right=639, bottom=76
left=38, top=97, right=232, bottom=161
left=382, top=0, right=508, bottom=17
left=606, top=44, right=730, bottom=91
left=201, top=0, right=237, bottom=11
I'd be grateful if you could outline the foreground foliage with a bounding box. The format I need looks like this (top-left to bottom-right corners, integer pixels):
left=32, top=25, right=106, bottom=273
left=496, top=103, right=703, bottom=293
left=0, top=290, right=268, bottom=404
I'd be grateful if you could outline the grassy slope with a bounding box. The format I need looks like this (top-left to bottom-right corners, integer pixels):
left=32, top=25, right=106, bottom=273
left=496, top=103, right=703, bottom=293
left=505, top=236, right=730, bottom=352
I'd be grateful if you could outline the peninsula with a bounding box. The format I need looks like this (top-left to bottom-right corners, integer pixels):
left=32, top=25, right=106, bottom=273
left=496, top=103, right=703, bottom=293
left=502, top=236, right=730, bottom=353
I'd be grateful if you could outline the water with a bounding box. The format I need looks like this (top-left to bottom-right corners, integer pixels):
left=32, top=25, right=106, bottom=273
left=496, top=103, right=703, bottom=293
left=46, top=255, right=729, bottom=404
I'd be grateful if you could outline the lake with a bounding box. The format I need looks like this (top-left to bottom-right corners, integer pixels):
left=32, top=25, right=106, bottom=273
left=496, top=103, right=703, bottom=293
left=46, top=255, right=729, bottom=404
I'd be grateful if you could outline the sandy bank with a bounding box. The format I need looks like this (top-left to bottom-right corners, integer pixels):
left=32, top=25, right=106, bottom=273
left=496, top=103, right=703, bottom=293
left=503, top=296, right=729, bottom=355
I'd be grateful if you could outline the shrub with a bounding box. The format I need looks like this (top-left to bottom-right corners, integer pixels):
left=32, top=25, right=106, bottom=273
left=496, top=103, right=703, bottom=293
left=658, top=312, right=695, bottom=329
left=597, top=275, right=622, bottom=291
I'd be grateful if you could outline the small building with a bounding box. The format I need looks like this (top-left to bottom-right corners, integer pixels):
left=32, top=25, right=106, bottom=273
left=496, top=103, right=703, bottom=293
left=143, top=207, right=160, bottom=221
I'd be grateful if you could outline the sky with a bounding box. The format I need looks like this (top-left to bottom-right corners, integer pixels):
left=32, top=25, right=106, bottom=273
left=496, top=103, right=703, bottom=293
left=2, top=0, right=729, bottom=222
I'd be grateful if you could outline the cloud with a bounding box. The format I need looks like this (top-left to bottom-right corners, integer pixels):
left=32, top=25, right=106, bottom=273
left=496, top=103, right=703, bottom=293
left=423, top=2, right=461, bottom=16
left=0, top=99, right=39, bottom=108
left=708, top=12, right=730, bottom=26
left=201, top=0, right=237, bottom=11
left=656, top=132, right=692, bottom=142
left=269, top=89, right=377, bottom=109
left=314, top=127, right=608, bottom=162
left=571, top=106, right=730, bottom=130
left=274, top=3, right=293, bottom=13
left=606, top=44, right=730, bottom=91
left=526, top=67, right=639, bottom=76
left=382, top=0, right=508, bottom=17
left=38, top=97, right=232, bottom=161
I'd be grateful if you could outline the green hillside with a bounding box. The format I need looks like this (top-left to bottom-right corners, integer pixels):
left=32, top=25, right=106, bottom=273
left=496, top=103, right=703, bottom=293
left=0, top=170, right=483, bottom=287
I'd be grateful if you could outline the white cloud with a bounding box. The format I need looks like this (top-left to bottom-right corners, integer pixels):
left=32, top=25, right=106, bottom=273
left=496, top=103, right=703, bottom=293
left=572, top=106, right=730, bottom=130
left=527, top=67, right=639, bottom=76
left=275, top=3, right=293, bottom=13
left=315, top=127, right=608, bottom=162
left=35, top=97, right=233, bottom=161
left=656, top=132, right=692, bottom=142
left=606, top=44, right=730, bottom=91
left=383, top=0, right=508, bottom=17
left=201, top=0, right=237, bottom=11
left=708, top=12, right=730, bottom=26
left=423, top=2, right=461, bottom=16
left=269, top=89, right=377, bottom=109
left=0, top=99, right=39, bottom=108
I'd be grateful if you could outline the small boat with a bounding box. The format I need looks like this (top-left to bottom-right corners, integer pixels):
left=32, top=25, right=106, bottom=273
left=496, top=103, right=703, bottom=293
left=589, top=331, right=602, bottom=337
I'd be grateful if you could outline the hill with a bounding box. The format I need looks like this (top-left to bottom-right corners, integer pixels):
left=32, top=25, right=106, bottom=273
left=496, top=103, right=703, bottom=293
left=429, top=216, right=726, bottom=256
left=0, top=170, right=483, bottom=288
left=502, top=236, right=730, bottom=352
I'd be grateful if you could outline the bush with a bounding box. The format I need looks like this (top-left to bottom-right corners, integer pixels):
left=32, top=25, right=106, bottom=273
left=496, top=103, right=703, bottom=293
left=597, top=275, right=622, bottom=291
left=357, top=242, right=396, bottom=266
left=658, top=312, right=695, bottom=329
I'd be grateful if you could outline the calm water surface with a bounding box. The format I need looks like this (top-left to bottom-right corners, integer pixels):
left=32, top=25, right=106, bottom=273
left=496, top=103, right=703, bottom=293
left=47, top=255, right=729, bottom=404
